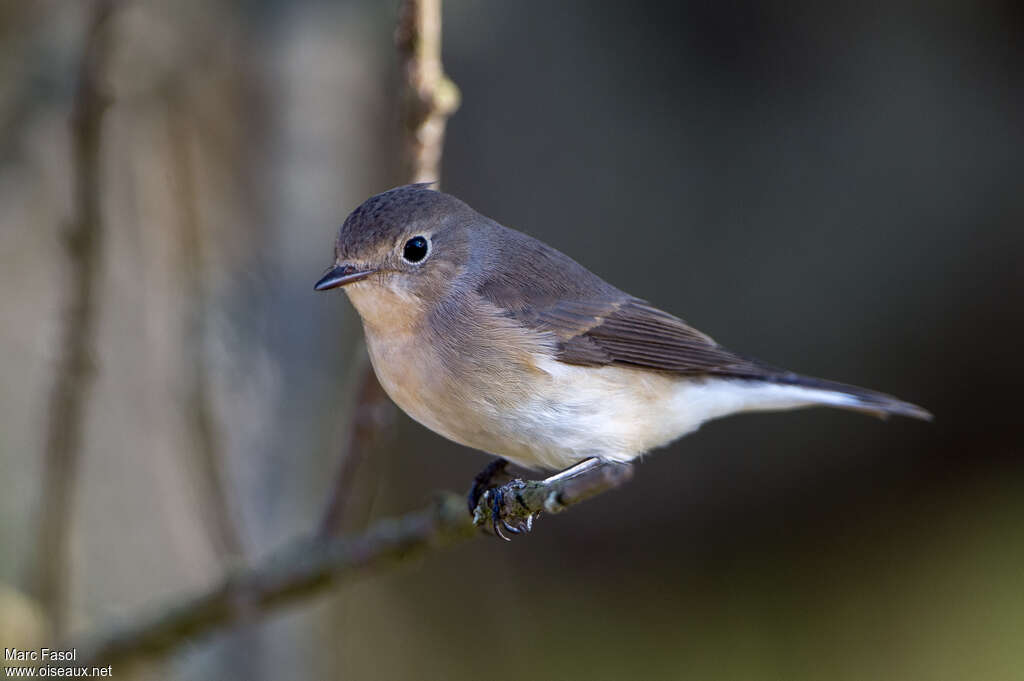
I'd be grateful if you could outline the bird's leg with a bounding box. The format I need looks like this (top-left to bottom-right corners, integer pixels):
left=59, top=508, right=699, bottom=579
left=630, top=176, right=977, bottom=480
left=466, top=456, right=511, bottom=515
left=534, top=457, right=639, bottom=517
left=540, top=457, right=602, bottom=484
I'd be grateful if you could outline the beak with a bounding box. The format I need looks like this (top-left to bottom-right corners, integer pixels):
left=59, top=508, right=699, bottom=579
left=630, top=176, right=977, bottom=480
left=314, top=263, right=376, bottom=291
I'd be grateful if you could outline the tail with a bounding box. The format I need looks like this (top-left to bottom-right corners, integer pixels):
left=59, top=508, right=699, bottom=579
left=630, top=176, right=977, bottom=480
left=753, top=371, right=933, bottom=421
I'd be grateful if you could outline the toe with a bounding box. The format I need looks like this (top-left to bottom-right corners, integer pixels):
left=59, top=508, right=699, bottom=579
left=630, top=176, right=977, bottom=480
left=491, top=488, right=511, bottom=541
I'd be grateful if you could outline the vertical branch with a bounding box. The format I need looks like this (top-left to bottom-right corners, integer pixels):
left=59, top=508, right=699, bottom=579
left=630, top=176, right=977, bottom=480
left=166, top=89, right=245, bottom=561
left=31, top=0, right=117, bottom=636
left=318, top=0, right=460, bottom=536
left=396, top=0, right=461, bottom=184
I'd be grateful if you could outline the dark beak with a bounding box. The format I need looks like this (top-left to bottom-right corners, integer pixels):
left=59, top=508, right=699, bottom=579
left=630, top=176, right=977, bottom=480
left=314, top=263, right=376, bottom=291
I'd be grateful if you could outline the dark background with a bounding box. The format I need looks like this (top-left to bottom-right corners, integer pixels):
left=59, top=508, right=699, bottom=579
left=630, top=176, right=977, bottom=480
left=1, top=1, right=1021, bottom=679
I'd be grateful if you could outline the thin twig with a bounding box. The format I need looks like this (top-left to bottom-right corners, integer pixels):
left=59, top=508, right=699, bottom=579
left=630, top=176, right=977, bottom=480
left=317, top=356, right=394, bottom=537
left=396, top=0, right=461, bottom=183
left=166, top=88, right=244, bottom=560
left=65, top=462, right=633, bottom=669
left=31, top=0, right=116, bottom=637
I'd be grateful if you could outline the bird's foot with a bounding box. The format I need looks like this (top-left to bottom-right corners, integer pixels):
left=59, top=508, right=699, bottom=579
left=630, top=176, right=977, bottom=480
left=467, top=458, right=540, bottom=540
left=466, top=457, right=629, bottom=540
left=473, top=479, right=539, bottom=541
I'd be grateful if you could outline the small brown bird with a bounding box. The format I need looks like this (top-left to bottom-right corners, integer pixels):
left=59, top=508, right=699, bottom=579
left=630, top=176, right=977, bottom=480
left=316, top=185, right=930, bottom=530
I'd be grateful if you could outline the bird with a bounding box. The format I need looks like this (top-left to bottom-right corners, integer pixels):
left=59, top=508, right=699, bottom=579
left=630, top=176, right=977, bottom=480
left=315, top=184, right=930, bottom=534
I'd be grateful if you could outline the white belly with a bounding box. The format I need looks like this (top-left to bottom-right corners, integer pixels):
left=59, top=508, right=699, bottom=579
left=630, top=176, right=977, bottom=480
left=488, top=359, right=701, bottom=469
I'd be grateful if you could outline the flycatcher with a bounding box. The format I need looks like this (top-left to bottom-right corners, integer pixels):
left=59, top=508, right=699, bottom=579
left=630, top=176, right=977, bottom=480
left=316, top=185, right=930, bottom=530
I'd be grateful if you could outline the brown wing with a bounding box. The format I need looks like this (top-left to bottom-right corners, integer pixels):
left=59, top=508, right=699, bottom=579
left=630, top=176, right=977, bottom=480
left=471, top=222, right=771, bottom=377
left=520, top=295, right=770, bottom=377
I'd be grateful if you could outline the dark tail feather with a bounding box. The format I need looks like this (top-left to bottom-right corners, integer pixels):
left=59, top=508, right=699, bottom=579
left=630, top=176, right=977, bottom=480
left=761, top=371, right=933, bottom=421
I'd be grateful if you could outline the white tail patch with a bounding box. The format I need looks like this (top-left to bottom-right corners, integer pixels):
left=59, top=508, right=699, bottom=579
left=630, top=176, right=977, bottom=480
left=669, top=379, right=887, bottom=429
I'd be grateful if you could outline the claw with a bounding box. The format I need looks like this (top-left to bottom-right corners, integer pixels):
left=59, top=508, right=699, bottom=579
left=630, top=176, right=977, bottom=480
left=524, top=513, right=535, bottom=533
left=491, top=488, right=511, bottom=541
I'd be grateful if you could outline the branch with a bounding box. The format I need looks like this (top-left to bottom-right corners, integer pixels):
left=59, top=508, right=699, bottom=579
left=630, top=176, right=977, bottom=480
left=66, top=463, right=632, bottom=669
left=166, top=88, right=244, bottom=560
left=317, top=358, right=394, bottom=537
left=31, top=0, right=116, bottom=637
left=396, top=0, right=460, bottom=183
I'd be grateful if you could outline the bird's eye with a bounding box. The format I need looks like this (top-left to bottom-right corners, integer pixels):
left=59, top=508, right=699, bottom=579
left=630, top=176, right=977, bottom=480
left=402, top=235, right=430, bottom=263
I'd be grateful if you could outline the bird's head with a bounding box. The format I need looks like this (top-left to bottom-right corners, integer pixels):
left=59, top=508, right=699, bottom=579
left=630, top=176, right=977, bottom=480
left=315, top=184, right=475, bottom=328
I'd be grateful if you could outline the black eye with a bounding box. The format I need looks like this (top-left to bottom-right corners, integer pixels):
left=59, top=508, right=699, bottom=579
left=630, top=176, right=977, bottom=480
left=402, top=236, right=430, bottom=263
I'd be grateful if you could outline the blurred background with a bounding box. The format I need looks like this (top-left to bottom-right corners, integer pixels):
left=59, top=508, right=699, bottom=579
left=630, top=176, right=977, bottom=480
left=1, top=0, right=1022, bottom=679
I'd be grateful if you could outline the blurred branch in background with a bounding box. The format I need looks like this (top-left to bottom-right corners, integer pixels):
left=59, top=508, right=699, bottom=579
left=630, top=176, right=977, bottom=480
left=29, top=0, right=117, bottom=638
left=165, top=87, right=244, bottom=561
left=318, top=0, right=460, bottom=537
left=66, top=463, right=634, bottom=669
left=317, top=358, right=394, bottom=538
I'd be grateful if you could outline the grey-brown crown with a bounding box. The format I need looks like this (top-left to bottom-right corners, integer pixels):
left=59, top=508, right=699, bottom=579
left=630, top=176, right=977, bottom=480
left=334, top=183, right=470, bottom=261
